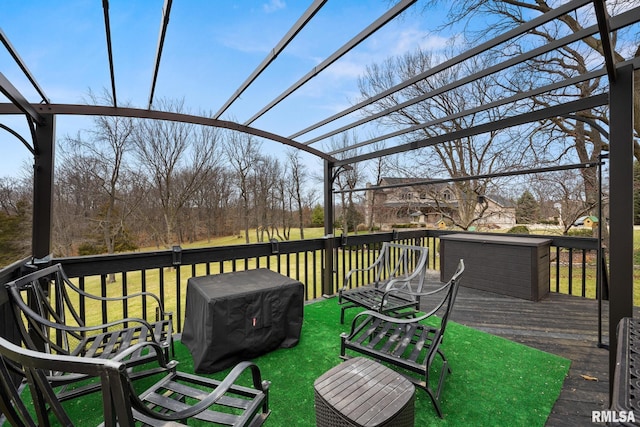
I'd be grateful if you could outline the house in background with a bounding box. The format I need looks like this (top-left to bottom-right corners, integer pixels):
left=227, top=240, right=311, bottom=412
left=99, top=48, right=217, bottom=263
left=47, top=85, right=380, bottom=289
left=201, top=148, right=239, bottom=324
left=475, top=194, right=517, bottom=229
left=365, top=177, right=516, bottom=229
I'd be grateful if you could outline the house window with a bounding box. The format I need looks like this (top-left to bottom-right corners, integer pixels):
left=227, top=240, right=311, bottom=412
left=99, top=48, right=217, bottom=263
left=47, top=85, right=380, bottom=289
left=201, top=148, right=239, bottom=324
left=442, top=190, right=452, bottom=201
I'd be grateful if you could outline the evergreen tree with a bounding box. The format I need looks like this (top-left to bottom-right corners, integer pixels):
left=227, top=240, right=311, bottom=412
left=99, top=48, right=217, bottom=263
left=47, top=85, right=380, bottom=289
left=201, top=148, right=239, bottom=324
left=310, top=204, right=324, bottom=227
left=516, top=191, right=540, bottom=224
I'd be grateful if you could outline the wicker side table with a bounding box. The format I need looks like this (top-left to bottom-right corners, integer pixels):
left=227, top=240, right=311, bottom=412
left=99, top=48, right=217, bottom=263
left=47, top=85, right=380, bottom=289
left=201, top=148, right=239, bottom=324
left=611, top=317, right=640, bottom=426
left=314, top=357, right=415, bottom=427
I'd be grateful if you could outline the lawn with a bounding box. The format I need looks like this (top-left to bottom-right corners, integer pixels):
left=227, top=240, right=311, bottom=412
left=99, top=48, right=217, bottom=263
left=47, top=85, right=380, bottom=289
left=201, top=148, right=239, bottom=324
left=60, top=226, right=640, bottom=331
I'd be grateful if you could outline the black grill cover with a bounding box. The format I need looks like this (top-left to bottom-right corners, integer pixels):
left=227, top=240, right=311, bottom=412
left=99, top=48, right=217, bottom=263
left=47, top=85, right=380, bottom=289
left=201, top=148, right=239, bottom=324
left=181, top=268, right=304, bottom=373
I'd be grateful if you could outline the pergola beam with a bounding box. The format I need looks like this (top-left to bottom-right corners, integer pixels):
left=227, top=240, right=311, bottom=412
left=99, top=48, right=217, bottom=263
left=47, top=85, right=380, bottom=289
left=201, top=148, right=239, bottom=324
left=335, top=161, right=600, bottom=194
left=328, top=66, right=610, bottom=156
left=214, top=0, right=328, bottom=120
left=102, top=0, right=118, bottom=107
left=148, top=0, right=172, bottom=109
left=288, top=0, right=594, bottom=140
left=0, top=103, right=338, bottom=162
left=593, top=0, right=618, bottom=82
left=306, top=5, right=640, bottom=148
left=334, top=93, right=608, bottom=166
left=0, top=72, right=44, bottom=125
left=0, top=29, right=49, bottom=104
left=0, top=123, right=34, bottom=155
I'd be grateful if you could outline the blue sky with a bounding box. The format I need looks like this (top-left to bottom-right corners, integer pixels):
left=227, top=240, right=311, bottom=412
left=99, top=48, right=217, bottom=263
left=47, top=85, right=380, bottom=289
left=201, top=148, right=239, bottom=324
left=1, top=0, right=449, bottom=179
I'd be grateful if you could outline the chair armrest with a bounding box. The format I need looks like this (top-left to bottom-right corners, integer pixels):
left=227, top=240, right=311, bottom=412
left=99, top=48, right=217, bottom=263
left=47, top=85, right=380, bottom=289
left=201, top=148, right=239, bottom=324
left=379, top=259, right=464, bottom=321
left=110, top=342, right=176, bottom=369
left=0, top=335, right=125, bottom=376
left=131, top=361, right=269, bottom=421
left=340, top=309, right=432, bottom=343
left=339, top=244, right=391, bottom=293
left=383, top=265, right=428, bottom=291
left=346, top=309, right=434, bottom=333
left=340, top=264, right=380, bottom=293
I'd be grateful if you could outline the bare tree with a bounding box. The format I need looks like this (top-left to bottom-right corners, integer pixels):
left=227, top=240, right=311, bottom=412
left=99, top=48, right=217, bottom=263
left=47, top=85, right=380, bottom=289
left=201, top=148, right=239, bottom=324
left=58, top=90, right=138, bottom=261
left=251, top=155, right=281, bottom=242
left=531, top=170, right=597, bottom=235
left=53, top=152, right=105, bottom=256
left=358, top=49, right=527, bottom=229
left=0, top=176, right=31, bottom=264
left=224, top=132, right=261, bottom=244
left=133, top=99, right=221, bottom=246
left=190, top=166, right=233, bottom=241
left=286, top=149, right=308, bottom=239
left=423, top=0, right=635, bottom=228
left=364, top=140, right=388, bottom=231
left=326, top=132, right=365, bottom=235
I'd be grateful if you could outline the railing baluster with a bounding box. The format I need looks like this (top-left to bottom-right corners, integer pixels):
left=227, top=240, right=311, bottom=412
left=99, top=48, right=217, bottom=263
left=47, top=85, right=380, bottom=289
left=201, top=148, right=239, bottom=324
left=101, top=274, right=108, bottom=332
left=20, top=230, right=599, bottom=334
left=582, top=249, right=587, bottom=297
left=175, top=265, right=181, bottom=334
left=79, top=276, right=86, bottom=325
left=141, top=270, right=147, bottom=320
left=568, top=248, right=574, bottom=295
left=555, top=246, right=560, bottom=293
left=159, top=267, right=166, bottom=318
left=122, top=272, right=128, bottom=328
left=286, top=253, right=291, bottom=277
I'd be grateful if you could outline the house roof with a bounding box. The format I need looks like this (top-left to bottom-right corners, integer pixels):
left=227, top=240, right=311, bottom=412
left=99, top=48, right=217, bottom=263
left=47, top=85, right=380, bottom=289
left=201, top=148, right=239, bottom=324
left=486, top=194, right=515, bottom=208
left=378, top=177, right=450, bottom=193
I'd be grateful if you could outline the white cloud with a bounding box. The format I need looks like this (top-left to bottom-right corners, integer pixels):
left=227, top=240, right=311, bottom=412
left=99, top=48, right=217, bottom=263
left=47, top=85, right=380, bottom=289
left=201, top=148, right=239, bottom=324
left=263, top=0, right=286, bottom=13
left=392, top=30, right=450, bottom=56
left=317, top=29, right=451, bottom=84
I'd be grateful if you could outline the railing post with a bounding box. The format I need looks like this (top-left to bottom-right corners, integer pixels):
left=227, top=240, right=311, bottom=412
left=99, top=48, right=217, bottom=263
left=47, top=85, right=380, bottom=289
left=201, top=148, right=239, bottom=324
left=323, top=160, right=335, bottom=296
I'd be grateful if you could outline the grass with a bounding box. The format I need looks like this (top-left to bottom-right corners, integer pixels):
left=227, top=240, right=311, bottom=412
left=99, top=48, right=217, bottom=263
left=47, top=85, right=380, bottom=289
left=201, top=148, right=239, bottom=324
left=58, top=226, right=640, bottom=336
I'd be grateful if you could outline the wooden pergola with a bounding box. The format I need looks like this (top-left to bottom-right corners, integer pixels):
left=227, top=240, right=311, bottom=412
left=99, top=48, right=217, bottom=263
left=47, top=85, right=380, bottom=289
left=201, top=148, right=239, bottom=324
left=0, top=0, right=638, bottom=396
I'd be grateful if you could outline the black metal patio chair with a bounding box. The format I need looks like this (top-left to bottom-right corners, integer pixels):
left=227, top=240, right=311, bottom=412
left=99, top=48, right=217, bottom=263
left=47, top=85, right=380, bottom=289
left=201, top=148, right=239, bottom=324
left=5, top=263, right=175, bottom=401
left=340, top=259, right=464, bottom=418
left=338, top=242, right=430, bottom=323
left=0, top=335, right=271, bottom=426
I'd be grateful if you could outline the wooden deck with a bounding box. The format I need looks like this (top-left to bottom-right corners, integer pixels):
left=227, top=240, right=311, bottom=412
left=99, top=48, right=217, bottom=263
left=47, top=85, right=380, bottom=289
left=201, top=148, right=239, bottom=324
left=447, top=285, right=611, bottom=426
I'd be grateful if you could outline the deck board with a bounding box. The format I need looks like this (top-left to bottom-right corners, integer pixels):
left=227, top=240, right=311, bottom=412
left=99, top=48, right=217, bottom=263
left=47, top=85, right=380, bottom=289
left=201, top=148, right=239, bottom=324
left=435, top=285, right=612, bottom=426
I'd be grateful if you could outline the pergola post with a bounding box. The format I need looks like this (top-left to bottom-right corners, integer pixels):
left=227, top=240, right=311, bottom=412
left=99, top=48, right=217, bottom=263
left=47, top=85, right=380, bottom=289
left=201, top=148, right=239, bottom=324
left=323, top=160, right=335, bottom=296
left=32, top=113, right=55, bottom=262
left=608, top=63, right=634, bottom=396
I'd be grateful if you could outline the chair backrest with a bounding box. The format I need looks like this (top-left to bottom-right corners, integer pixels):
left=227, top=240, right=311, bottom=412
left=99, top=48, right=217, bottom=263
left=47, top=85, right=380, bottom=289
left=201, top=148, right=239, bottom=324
left=0, top=352, right=36, bottom=427
left=6, top=264, right=86, bottom=356
left=419, top=258, right=464, bottom=367
left=0, top=334, right=135, bottom=427
left=414, top=258, right=464, bottom=334
left=373, top=242, right=429, bottom=292
left=438, top=258, right=464, bottom=337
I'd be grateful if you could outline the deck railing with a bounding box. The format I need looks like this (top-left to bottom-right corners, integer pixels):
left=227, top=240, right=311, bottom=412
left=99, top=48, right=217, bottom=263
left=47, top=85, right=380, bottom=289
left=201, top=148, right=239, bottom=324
left=0, top=230, right=600, bottom=336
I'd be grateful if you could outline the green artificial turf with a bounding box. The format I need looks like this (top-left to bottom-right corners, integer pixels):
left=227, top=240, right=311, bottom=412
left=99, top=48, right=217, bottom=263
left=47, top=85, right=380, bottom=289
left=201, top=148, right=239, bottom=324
left=23, top=297, right=570, bottom=426
left=179, top=298, right=570, bottom=426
